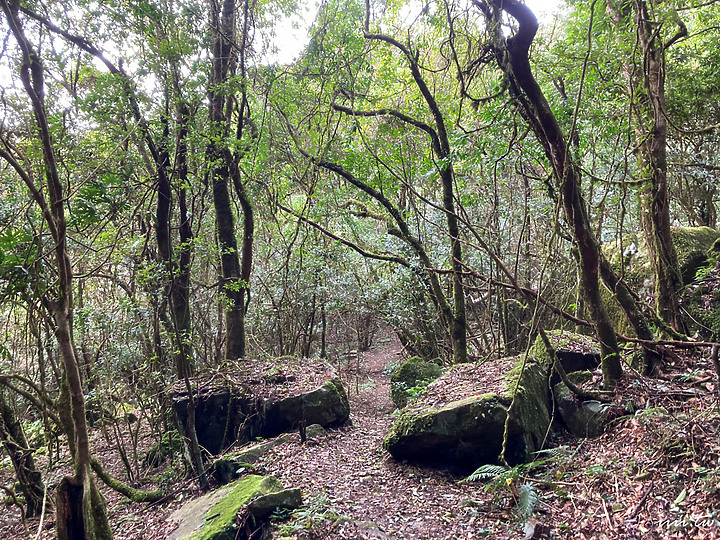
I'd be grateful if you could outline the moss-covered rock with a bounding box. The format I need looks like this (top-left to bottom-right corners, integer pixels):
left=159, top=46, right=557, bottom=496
left=305, top=423, right=328, bottom=439
left=681, top=268, right=720, bottom=341
left=383, top=358, right=551, bottom=470
left=601, top=227, right=720, bottom=335
left=168, top=475, right=301, bottom=540
left=672, top=226, right=720, bottom=284
left=173, top=365, right=350, bottom=455
left=529, top=331, right=600, bottom=384
left=554, top=372, right=614, bottom=438
left=212, top=435, right=291, bottom=485
left=605, top=227, right=720, bottom=287
left=389, top=356, right=443, bottom=408
left=143, top=429, right=182, bottom=468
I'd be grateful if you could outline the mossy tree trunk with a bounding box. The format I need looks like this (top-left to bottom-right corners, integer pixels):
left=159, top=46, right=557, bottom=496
left=0, top=392, right=45, bottom=518
left=607, top=0, right=686, bottom=332
left=0, top=2, right=111, bottom=536
left=477, top=0, right=623, bottom=386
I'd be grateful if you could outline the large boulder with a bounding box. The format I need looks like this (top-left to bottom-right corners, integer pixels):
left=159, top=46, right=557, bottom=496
left=605, top=226, right=720, bottom=289
left=173, top=359, right=350, bottom=455
left=673, top=226, right=720, bottom=284
left=554, top=372, right=614, bottom=438
left=383, top=331, right=605, bottom=470
left=681, top=266, right=720, bottom=340
left=173, top=382, right=259, bottom=456
left=528, top=330, right=601, bottom=383
left=389, top=356, right=443, bottom=408
left=262, top=377, right=350, bottom=437
left=383, top=357, right=551, bottom=470
left=167, top=474, right=301, bottom=540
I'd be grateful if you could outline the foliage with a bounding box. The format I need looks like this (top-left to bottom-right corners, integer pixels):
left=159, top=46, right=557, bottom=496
left=0, top=0, right=719, bottom=534
left=275, top=492, right=338, bottom=536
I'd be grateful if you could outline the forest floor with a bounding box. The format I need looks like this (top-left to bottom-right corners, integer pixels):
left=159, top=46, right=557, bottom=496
left=2, top=335, right=720, bottom=539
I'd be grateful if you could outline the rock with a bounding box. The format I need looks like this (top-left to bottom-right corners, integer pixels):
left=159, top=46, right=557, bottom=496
left=389, top=356, right=443, bottom=408
left=554, top=372, right=613, bottom=438
left=262, top=377, right=350, bottom=438
left=246, top=488, right=303, bottom=520
left=681, top=267, right=720, bottom=341
left=672, top=226, right=720, bottom=284
left=305, top=423, right=328, bottom=439
left=334, top=516, right=390, bottom=538
left=143, top=430, right=182, bottom=468
left=167, top=475, right=301, bottom=540
left=605, top=226, right=720, bottom=288
left=212, top=435, right=292, bottom=485
left=384, top=359, right=551, bottom=470
left=173, top=364, right=350, bottom=455
left=174, top=383, right=259, bottom=456
left=529, top=331, right=600, bottom=384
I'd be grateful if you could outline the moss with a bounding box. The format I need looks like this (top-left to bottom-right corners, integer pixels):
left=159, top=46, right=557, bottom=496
left=682, top=282, right=720, bottom=341
left=324, top=378, right=350, bottom=413
left=382, top=393, right=502, bottom=450
left=382, top=407, right=435, bottom=449
left=529, top=331, right=599, bottom=366
left=389, top=356, right=443, bottom=408
left=605, top=227, right=720, bottom=288
left=502, top=358, right=552, bottom=449
left=672, top=226, right=720, bottom=283
left=143, top=429, right=182, bottom=467
left=90, top=458, right=163, bottom=502
left=191, top=475, right=282, bottom=540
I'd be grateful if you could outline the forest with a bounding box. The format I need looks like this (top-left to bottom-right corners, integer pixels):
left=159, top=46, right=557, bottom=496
left=0, top=0, right=719, bottom=538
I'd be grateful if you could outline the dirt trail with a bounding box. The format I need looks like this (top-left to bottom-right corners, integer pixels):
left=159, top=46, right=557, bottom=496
left=0, top=338, right=510, bottom=540
left=258, top=337, right=511, bottom=539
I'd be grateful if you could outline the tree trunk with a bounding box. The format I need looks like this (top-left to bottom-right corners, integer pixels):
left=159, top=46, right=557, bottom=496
left=0, top=393, right=45, bottom=518
left=607, top=0, right=685, bottom=332
left=208, top=0, right=248, bottom=360
left=634, top=0, right=684, bottom=331
left=480, top=0, right=623, bottom=386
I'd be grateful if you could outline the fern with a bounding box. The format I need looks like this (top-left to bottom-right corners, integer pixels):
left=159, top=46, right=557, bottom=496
left=516, top=483, right=539, bottom=524
left=531, top=445, right=571, bottom=458
left=464, top=464, right=509, bottom=483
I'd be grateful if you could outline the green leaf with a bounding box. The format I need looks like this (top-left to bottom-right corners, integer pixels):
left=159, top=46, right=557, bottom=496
left=673, top=487, right=687, bottom=506
left=517, top=483, right=540, bottom=524
left=463, top=464, right=509, bottom=483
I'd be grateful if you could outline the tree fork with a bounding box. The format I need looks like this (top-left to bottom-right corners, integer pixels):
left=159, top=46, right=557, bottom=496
left=476, top=0, right=623, bottom=387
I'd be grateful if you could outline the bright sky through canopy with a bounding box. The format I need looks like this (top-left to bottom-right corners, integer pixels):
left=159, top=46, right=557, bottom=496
left=267, top=0, right=565, bottom=64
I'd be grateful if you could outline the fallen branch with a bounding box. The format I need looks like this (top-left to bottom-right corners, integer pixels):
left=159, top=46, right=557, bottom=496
left=90, top=458, right=164, bottom=503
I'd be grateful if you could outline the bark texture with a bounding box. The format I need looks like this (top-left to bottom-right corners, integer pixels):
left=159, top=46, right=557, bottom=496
left=478, top=0, right=623, bottom=385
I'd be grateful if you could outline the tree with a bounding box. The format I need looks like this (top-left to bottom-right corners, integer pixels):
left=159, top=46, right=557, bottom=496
left=606, top=0, right=686, bottom=332
left=0, top=1, right=111, bottom=536
left=208, top=0, right=255, bottom=361
left=0, top=391, right=45, bottom=518
left=473, top=0, right=624, bottom=386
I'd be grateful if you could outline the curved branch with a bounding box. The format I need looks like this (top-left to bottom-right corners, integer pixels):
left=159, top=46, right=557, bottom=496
left=90, top=458, right=164, bottom=503
left=277, top=202, right=411, bottom=267
left=332, top=103, right=439, bottom=148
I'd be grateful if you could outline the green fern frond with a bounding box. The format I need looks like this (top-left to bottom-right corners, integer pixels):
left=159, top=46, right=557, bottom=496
left=463, top=464, right=509, bottom=483
left=516, top=483, right=540, bottom=524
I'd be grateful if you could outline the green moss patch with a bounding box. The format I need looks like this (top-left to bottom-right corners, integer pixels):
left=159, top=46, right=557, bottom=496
left=389, top=356, right=443, bottom=408
left=189, top=475, right=282, bottom=540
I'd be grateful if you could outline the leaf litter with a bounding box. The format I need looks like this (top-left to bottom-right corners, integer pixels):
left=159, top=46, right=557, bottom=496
left=2, top=337, right=720, bottom=538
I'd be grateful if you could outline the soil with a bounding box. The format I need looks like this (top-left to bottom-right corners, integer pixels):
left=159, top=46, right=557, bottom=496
left=2, top=335, right=720, bottom=539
